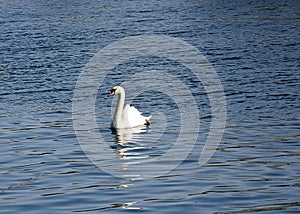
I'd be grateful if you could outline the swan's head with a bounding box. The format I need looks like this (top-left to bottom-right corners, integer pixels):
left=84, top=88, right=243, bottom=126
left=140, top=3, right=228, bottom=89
left=107, top=85, right=122, bottom=97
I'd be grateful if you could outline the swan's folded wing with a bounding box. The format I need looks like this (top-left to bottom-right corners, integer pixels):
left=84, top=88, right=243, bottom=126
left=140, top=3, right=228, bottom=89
left=123, top=104, right=142, bottom=120
left=123, top=104, right=148, bottom=127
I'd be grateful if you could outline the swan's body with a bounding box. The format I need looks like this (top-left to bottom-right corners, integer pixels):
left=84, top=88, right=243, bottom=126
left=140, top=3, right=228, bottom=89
left=108, top=86, right=151, bottom=129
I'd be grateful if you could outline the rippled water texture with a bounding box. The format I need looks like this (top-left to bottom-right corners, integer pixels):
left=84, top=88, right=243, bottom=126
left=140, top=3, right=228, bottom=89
left=0, top=0, right=299, bottom=213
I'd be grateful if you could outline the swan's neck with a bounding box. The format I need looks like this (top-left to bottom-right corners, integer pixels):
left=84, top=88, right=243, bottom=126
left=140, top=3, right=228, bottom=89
left=113, top=89, right=125, bottom=128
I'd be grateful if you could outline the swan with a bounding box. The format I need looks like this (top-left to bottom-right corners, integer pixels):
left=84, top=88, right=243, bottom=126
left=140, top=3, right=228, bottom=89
left=107, top=85, right=151, bottom=129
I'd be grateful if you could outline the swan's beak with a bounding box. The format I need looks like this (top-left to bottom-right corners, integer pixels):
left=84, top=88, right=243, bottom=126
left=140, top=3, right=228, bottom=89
left=107, top=89, right=115, bottom=97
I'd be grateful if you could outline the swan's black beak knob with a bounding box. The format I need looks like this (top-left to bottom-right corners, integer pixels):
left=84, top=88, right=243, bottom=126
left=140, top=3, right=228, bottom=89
left=107, top=89, right=116, bottom=97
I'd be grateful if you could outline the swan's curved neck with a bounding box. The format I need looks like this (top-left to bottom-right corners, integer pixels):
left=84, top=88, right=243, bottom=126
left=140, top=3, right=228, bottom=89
left=113, top=88, right=125, bottom=127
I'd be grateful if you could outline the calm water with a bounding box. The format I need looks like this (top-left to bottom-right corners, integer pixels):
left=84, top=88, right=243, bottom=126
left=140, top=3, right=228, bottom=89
left=1, top=0, right=299, bottom=213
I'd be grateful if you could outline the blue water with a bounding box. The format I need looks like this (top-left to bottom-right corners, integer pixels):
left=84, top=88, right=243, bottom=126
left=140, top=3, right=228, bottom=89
left=1, top=0, right=299, bottom=213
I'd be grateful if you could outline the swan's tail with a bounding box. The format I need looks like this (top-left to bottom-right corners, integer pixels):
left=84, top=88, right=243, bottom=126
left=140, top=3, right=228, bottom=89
left=144, top=115, right=152, bottom=126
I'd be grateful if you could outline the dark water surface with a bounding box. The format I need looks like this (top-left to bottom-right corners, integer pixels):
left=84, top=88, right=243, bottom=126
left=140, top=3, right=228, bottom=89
left=1, top=0, right=299, bottom=213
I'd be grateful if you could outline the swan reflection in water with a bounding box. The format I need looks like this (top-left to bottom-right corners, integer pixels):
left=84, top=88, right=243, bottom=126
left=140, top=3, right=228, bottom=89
left=111, top=125, right=151, bottom=161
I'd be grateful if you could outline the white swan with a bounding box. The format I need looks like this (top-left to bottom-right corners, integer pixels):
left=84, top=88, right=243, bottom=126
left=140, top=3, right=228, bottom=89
left=107, top=85, right=151, bottom=129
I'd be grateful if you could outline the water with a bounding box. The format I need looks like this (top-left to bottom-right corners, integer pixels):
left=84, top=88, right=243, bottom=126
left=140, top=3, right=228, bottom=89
left=1, top=0, right=299, bottom=213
